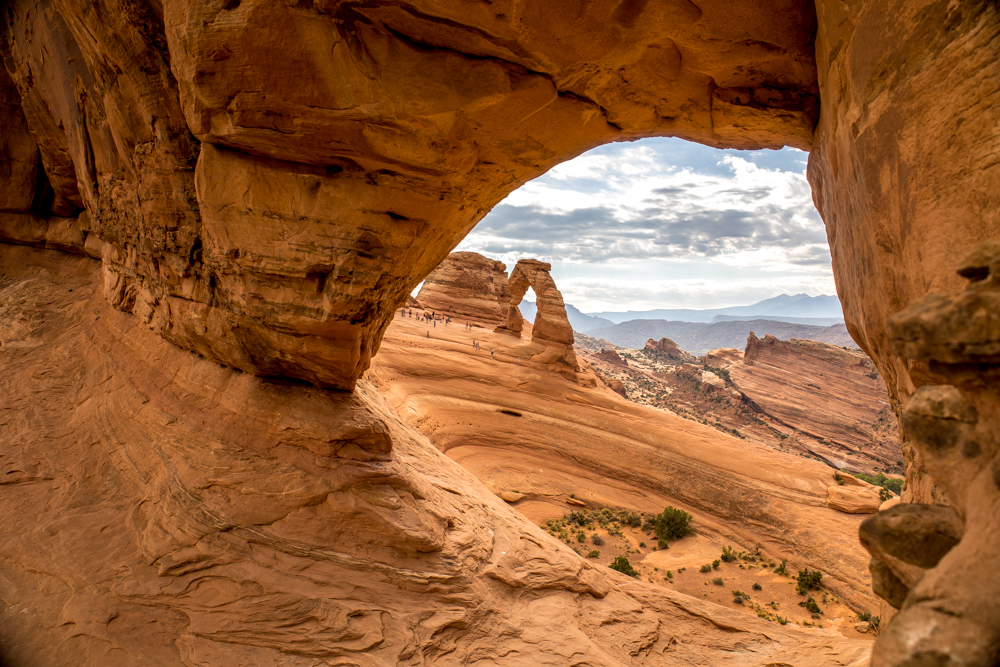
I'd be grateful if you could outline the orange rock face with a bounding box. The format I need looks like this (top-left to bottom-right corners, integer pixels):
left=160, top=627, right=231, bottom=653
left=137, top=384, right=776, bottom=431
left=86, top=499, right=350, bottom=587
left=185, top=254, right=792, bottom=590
left=415, top=251, right=509, bottom=325
left=730, top=333, right=901, bottom=472
left=497, top=259, right=579, bottom=373
left=0, top=0, right=998, bottom=663
left=645, top=337, right=685, bottom=359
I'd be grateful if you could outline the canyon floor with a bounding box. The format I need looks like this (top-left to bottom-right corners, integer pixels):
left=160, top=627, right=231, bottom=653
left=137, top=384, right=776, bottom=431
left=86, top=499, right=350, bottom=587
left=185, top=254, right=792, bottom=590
left=369, top=314, right=885, bottom=641
left=0, top=245, right=877, bottom=666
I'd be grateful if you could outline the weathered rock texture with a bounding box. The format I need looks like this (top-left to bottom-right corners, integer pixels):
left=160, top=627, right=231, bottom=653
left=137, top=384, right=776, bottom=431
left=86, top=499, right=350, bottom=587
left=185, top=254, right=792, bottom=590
left=645, top=337, right=686, bottom=359
left=0, top=0, right=823, bottom=391
left=415, top=251, right=509, bottom=325
left=497, top=259, right=578, bottom=373
left=0, top=238, right=876, bottom=667
left=730, top=333, right=901, bottom=473
left=0, top=0, right=997, bottom=662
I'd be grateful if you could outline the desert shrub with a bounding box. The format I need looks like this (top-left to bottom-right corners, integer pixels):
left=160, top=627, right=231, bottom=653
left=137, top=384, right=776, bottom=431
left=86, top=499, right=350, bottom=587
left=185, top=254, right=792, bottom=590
left=712, top=577, right=724, bottom=586
left=567, top=511, right=587, bottom=526
left=777, top=616, right=787, bottom=625
left=576, top=531, right=587, bottom=543
left=775, top=559, right=788, bottom=575
left=857, top=611, right=872, bottom=622
left=796, top=569, right=823, bottom=594
left=586, top=550, right=601, bottom=559
left=624, top=512, right=642, bottom=528
left=752, top=582, right=762, bottom=591
left=879, top=487, right=893, bottom=502
left=801, top=597, right=822, bottom=614
left=870, top=616, right=881, bottom=632
left=666, top=570, right=673, bottom=579
left=657, top=539, right=668, bottom=549
left=712, top=559, right=721, bottom=570
left=720, top=545, right=737, bottom=563
left=591, top=534, right=604, bottom=546
left=854, top=471, right=904, bottom=495
left=638, top=542, right=646, bottom=548
left=559, top=530, right=569, bottom=540
left=731, top=589, right=747, bottom=598
left=699, top=564, right=712, bottom=573
left=609, top=556, right=639, bottom=578
left=653, top=506, right=694, bottom=542
left=733, top=595, right=744, bottom=604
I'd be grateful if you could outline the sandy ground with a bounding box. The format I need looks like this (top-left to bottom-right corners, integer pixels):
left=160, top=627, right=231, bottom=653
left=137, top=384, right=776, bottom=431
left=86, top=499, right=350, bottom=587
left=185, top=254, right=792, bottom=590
left=368, top=312, right=883, bottom=641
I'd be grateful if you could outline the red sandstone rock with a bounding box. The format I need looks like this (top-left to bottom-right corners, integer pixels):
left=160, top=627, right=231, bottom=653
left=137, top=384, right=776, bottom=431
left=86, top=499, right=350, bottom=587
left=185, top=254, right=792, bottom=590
left=594, top=349, right=629, bottom=367
left=416, top=252, right=509, bottom=325
left=645, top=337, right=685, bottom=359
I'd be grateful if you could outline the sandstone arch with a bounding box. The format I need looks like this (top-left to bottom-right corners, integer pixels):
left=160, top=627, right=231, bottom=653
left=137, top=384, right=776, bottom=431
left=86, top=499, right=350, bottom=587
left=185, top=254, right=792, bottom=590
left=0, top=0, right=997, bottom=664
left=497, top=258, right=578, bottom=371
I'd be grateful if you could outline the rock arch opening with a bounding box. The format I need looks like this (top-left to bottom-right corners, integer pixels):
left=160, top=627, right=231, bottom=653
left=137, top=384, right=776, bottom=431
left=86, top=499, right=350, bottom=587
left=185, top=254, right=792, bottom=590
left=0, top=0, right=997, bottom=665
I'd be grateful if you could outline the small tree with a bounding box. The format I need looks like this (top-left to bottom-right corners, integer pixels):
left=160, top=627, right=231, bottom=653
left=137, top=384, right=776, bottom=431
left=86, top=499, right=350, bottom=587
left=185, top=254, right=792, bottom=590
left=609, top=556, right=639, bottom=578
left=796, top=569, right=823, bottom=594
left=654, top=506, right=694, bottom=542
left=720, top=546, right=737, bottom=563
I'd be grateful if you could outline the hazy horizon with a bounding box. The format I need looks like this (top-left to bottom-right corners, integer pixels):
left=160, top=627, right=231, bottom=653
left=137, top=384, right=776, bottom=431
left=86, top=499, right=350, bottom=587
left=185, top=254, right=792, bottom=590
left=456, top=136, right=834, bottom=313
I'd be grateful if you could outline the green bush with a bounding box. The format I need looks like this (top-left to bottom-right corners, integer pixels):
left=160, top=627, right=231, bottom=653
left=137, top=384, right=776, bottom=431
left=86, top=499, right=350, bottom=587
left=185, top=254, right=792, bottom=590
left=638, top=542, right=646, bottom=548
left=752, top=582, right=762, bottom=591
left=576, top=531, right=587, bottom=543
left=591, top=534, right=604, bottom=546
left=624, top=512, right=642, bottom=528
left=801, top=597, right=822, bottom=614
left=712, top=559, right=721, bottom=570
left=712, top=577, right=724, bottom=586
left=796, top=569, right=823, bottom=594
left=609, top=556, right=639, bottom=578
left=720, top=545, right=737, bottom=563
left=699, top=564, right=712, bottom=573
left=653, top=506, right=695, bottom=542
left=857, top=611, right=872, bottom=622
left=775, top=559, right=788, bottom=575
left=853, top=471, right=904, bottom=495
left=586, top=550, right=601, bottom=559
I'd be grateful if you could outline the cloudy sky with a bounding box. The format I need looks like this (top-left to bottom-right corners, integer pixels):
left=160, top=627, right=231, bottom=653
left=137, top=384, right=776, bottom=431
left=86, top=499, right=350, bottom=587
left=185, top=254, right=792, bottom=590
left=455, top=137, right=835, bottom=313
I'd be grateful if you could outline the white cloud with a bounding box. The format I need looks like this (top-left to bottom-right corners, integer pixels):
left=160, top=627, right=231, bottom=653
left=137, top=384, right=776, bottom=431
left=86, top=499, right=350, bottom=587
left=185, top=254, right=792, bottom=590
left=456, top=137, right=833, bottom=312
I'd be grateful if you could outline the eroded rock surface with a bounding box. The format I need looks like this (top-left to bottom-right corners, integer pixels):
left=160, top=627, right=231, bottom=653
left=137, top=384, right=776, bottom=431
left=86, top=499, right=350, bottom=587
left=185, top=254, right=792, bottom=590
left=0, top=242, right=875, bottom=667
left=731, top=333, right=901, bottom=473
left=497, top=259, right=579, bottom=374
left=645, top=337, right=686, bottom=359
left=415, top=251, right=509, bottom=325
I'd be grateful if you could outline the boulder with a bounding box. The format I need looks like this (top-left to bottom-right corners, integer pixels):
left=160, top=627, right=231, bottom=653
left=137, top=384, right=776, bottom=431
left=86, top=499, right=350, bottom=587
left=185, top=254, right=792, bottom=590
left=700, top=371, right=727, bottom=391
left=594, top=349, right=628, bottom=367
left=705, top=347, right=744, bottom=369
left=827, top=485, right=882, bottom=514
left=645, top=337, right=685, bottom=358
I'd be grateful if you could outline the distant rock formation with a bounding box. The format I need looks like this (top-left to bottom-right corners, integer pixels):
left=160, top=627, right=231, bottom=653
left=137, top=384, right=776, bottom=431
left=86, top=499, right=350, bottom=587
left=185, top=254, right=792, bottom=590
left=705, top=347, right=744, bottom=369
left=730, top=332, right=900, bottom=470
left=415, top=252, right=509, bottom=325
left=496, top=259, right=577, bottom=372
left=645, top=337, right=684, bottom=358
left=405, top=295, right=420, bottom=308
left=594, top=349, right=628, bottom=367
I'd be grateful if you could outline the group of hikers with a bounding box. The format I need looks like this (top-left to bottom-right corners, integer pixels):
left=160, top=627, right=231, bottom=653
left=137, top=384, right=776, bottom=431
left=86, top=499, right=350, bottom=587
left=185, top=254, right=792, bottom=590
left=399, top=308, right=451, bottom=327
left=398, top=308, right=515, bottom=361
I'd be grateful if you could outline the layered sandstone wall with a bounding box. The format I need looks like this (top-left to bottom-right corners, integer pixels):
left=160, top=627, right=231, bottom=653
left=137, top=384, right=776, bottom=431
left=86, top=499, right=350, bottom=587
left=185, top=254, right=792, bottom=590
left=0, top=0, right=821, bottom=390
left=415, top=251, right=509, bottom=325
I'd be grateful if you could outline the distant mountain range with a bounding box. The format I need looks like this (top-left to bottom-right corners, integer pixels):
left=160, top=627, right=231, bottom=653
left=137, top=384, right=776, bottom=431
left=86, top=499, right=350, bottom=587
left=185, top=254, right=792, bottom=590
left=588, top=294, right=844, bottom=325
left=585, top=319, right=856, bottom=355
left=517, top=293, right=852, bottom=352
